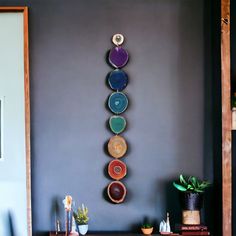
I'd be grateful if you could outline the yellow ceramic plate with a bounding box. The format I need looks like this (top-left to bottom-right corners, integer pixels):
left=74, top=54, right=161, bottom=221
left=108, top=135, right=127, bottom=158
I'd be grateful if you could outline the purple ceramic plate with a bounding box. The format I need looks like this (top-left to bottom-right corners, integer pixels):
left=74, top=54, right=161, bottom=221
left=109, top=47, right=129, bottom=68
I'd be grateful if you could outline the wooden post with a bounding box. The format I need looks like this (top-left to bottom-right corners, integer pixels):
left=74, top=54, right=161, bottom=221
left=221, top=0, right=232, bottom=235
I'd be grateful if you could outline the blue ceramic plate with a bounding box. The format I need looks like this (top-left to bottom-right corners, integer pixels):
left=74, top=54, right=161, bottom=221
left=108, top=92, right=128, bottom=114
left=107, top=69, right=128, bottom=91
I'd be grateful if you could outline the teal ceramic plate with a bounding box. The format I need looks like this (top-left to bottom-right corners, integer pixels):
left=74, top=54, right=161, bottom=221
left=108, top=92, right=128, bottom=114
left=109, top=116, right=126, bottom=134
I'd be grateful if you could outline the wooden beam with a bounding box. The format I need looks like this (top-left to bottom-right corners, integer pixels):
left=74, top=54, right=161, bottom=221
left=221, top=0, right=232, bottom=235
left=0, top=6, right=27, bottom=12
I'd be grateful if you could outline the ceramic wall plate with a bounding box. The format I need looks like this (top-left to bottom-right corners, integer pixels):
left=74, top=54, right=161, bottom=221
left=112, top=34, right=124, bottom=46
left=108, top=92, right=128, bottom=114
left=107, top=181, right=127, bottom=203
left=108, top=159, right=127, bottom=180
left=109, top=46, right=129, bottom=68
left=107, top=69, right=128, bottom=91
left=109, top=116, right=126, bottom=134
left=108, top=135, right=127, bottom=158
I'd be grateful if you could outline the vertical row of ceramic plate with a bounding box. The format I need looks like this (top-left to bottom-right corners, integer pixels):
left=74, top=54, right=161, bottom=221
left=106, top=34, right=130, bottom=204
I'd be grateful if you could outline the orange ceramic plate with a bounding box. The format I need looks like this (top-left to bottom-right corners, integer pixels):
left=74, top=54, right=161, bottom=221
left=108, top=135, right=127, bottom=158
left=108, top=159, right=127, bottom=180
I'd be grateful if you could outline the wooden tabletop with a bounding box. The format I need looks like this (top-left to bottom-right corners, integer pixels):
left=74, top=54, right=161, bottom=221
left=49, top=233, right=179, bottom=236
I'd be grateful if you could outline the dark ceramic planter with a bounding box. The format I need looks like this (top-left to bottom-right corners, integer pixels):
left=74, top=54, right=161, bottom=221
left=179, top=192, right=203, bottom=210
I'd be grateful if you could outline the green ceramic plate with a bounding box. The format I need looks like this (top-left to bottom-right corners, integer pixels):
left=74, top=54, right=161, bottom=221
left=109, top=116, right=126, bottom=134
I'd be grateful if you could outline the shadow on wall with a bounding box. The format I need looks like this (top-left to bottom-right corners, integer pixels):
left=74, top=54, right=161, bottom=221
left=151, top=177, right=181, bottom=232
left=50, top=197, right=61, bottom=230
left=0, top=211, right=16, bottom=236
left=8, top=212, right=15, bottom=236
left=164, top=179, right=181, bottom=228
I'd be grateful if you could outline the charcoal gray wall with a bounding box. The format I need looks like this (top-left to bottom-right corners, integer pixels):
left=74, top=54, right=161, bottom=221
left=0, top=0, right=214, bottom=235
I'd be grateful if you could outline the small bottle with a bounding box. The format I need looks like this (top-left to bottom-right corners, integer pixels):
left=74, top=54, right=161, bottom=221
left=166, top=212, right=171, bottom=232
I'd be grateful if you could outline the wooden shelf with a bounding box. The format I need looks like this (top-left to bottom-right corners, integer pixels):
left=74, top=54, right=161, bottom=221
left=49, top=234, right=179, bottom=236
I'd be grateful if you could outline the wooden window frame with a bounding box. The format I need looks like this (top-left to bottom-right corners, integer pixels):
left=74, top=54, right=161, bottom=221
left=0, top=7, right=31, bottom=236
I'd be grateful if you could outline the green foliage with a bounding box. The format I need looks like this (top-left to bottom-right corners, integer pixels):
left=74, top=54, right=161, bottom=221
left=141, top=223, right=153, bottom=229
left=173, top=174, right=211, bottom=193
left=73, top=204, right=89, bottom=225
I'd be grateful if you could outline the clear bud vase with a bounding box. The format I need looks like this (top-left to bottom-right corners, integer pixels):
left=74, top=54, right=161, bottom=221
left=65, top=209, right=72, bottom=235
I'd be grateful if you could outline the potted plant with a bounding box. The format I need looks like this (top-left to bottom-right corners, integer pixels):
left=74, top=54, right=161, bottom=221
left=173, top=175, right=210, bottom=225
left=73, top=204, right=89, bottom=235
left=141, top=223, right=153, bottom=235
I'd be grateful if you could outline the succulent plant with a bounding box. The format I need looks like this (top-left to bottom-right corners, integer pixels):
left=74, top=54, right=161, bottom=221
left=173, top=174, right=210, bottom=193
left=141, top=223, right=153, bottom=229
left=73, top=204, right=89, bottom=225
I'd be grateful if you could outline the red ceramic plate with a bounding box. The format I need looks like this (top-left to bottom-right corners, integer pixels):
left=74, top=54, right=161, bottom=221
left=108, top=160, right=127, bottom=180
left=107, top=181, right=127, bottom=204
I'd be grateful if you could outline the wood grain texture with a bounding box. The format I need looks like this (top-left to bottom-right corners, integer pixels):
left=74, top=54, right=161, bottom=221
left=221, top=0, right=232, bottom=236
left=0, top=6, right=26, bottom=11
left=0, top=6, right=31, bottom=236
left=23, top=7, right=32, bottom=236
